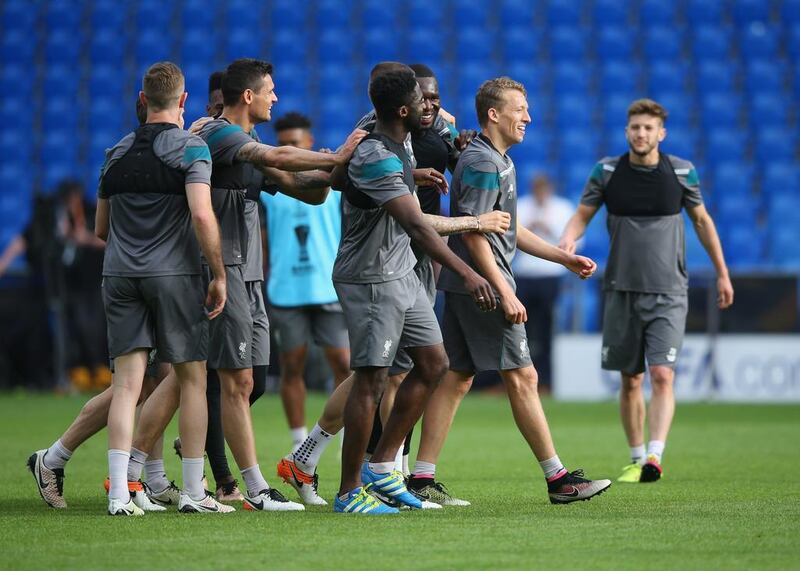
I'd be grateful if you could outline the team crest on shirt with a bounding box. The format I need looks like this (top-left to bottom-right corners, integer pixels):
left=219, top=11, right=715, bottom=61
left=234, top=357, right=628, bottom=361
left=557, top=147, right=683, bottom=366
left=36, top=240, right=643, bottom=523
left=238, top=342, right=247, bottom=360
left=602, top=346, right=609, bottom=362
left=507, top=183, right=515, bottom=200
left=382, top=339, right=393, bottom=359
left=666, top=347, right=677, bottom=363
left=519, top=340, right=529, bottom=357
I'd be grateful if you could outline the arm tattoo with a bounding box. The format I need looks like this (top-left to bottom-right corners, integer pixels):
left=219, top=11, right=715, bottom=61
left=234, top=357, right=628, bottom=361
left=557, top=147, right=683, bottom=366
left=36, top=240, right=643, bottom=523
left=423, top=213, right=479, bottom=237
left=235, top=141, right=269, bottom=164
left=292, top=170, right=331, bottom=190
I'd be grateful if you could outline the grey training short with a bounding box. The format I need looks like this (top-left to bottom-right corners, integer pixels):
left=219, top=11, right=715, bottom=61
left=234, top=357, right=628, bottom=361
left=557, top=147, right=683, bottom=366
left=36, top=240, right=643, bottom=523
left=270, top=302, right=349, bottom=353
left=442, top=292, right=533, bottom=374
left=601, top=290, right=689, bottom=375
left=102, top=274, right=208, bottom=363
left=334, top=271, right=442, bottom=370
left=205, top=265, right=270, bottom=370
left=389, top=262, right=436, bottom=376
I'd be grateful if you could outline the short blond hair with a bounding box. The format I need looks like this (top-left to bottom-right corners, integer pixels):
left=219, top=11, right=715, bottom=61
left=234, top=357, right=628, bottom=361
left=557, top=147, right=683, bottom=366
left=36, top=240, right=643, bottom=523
left=627, top=98, right=668, bottom=124
left=142, top=62, right=185, bottom=112
left=475, top=77, right=527, bottom=128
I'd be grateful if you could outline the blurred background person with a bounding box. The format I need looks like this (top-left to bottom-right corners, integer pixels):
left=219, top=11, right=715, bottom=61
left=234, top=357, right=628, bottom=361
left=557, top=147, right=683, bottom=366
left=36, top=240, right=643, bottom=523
left=513, top=174, right=576, bottom=394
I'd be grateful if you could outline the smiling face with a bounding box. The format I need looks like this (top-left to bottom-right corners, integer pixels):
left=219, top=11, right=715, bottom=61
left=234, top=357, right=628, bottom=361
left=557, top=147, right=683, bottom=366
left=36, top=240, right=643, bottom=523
left=492, top=88, right=531, bottom=147
left=249, top=74, right=277, bottom=122
left=402, top=83, right=427, bottom=134
left=625, top=113, right=665, bottom=157
left=416, top=76, right=440, bottom=129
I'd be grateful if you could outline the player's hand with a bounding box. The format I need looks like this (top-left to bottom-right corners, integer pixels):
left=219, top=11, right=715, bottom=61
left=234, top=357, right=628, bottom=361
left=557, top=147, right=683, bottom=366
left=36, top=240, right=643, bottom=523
left=565, top=254, right=596, bottom=280
left=317, top=147, right=333, bottom=154
left=455, top=129, right=477, bottom=151
left=335, top=128, right=368, bottom=164
left=717, top=274, right=734, bottom=308
left=438, top=107, right=456, bottom=126
left=188, top=116, right=213, bottom=134
left=477, top=210, right=511, bottom=234
left=414, top=168, right=448, bottom=194
left=205, top=278, right=227, bottom=320
left=463, top=271, right=496, bottom=311
left=558, top=237, right=578, bottom=255
left=499, top=293, right=527, bottom=324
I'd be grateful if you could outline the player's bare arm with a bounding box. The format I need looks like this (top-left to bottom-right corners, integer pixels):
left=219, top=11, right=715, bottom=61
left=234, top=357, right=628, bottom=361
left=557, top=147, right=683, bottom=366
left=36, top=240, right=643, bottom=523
left=422, top=210, right=511, bottom=236
left=382, top=193, right=495, bottom=310
left=461, top=232, right=526, bottom=324
left=94, top=197, right=110, bottom=241
left=257, top=166, right=332, bottom=205
left=185, top=182, right=226, bottom=319
left=414, top=168, right=448, bottom=194
left=559, top=203, right=599, bottom=254
left=687, top=203, right=734, bottom=308
left=517, top=223, right=596, bottom=279
left=235, top=128, right=367, bottom=172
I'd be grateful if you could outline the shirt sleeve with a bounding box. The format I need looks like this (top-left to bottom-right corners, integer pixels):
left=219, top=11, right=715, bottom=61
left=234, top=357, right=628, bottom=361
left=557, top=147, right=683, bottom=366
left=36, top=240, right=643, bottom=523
left=181, top=137, right=212, bottom=185
left=348, top=144, right=411, bottom=207
left=439, top=119, right=460, bottom=173
left=454, top=160, right=501, bottom=216
left=673, top=159, right=704, bottom=208
left=205, top=123, right=260, bottom=166
left=579, top=161, right=608, bottom=207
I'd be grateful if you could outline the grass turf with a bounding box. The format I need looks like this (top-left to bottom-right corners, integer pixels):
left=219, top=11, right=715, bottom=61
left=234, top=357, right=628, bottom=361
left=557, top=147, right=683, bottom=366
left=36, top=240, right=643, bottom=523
left=0, top=392, right=798, bottom=570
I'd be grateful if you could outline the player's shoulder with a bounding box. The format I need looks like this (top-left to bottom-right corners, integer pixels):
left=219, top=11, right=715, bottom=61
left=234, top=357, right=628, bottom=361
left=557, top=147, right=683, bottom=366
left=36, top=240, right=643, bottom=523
left=587, top=155, right=621, bottom=181
left=354, top=110, right=376, bottom=132
left=351, top=137, right=403, bottom=177
left=664, top=154, right=696, bottom=173
left=197, top=118, right=244, bottom=142
left=459, top=140, right=503, bottom=174
left=432, top=114, right=456, bottom=139
left=106, top=131, right=136, bottom=157
left=154, top=128, right=210, bottom=163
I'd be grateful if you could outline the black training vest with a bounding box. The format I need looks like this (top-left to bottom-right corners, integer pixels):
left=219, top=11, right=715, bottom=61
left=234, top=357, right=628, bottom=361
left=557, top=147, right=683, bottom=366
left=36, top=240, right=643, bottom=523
left=101, top=123, right=185, bottom=197
left=209, top=122, right=265, bottom=202
left=412, top=128, right=449, bottom=216
left=604, top=153, right=684, bottom=217
left=344, top=132, right=415, bottom=209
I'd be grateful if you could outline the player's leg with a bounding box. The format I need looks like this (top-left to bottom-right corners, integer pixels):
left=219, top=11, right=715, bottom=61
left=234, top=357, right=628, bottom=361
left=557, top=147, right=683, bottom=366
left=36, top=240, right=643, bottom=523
left=205, top=367, right=241, bottom=500
left=619, top=371, right=646, bottom=481
left=315, top=304, right=351, bottom=388
left=279, top=344, right=310, bottom=448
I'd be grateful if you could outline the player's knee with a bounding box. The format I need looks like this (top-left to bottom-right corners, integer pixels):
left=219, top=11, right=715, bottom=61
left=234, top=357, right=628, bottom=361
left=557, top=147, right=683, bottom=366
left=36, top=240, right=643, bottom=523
left=621, top=373, right=645, bottom=392
left=223, top=371, right=254, bottom=401
left=419, top=354, right=449, bottom=386
left=505, top=367, right=538, bottom=396
left=650, top=367, right=674, bottom=391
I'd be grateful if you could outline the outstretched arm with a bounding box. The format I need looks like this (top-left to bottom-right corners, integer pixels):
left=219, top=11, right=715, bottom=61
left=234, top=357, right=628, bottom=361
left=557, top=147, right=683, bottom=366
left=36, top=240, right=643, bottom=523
left=518, top=223, right=596, bottom=279
left=236, top=129, right=366, bottom=172
left=257, top=166, right=332, bottom=205
left=422, top=210, right=511, bottom=237
left=558, top=203, right=599, bottom=254
left=687, top=203, right=734, bottom=308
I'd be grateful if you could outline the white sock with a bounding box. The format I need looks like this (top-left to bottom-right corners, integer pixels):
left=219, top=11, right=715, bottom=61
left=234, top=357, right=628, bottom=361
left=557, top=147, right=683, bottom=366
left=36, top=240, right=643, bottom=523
left=368, top=460, right=395, bottom=475
left=413, top=460, right=436, bottom=478
left=539, top=455, right=567, bottom=481
left=108, top=449, right=130, bottom=503
left=127, top=447, right=148, bottom=482
left=393, top=447, right=403, bottom=473
left=293, top=423, right=335, bottom=473
left=183, top=457, right=205, bottom=501
left=647, top=440, right=665, bottom=463
left=402, top=454, right=410, bottom=477
left=241, top=464, right=269, bottom=497
left=144, top=459, right=169, bottom=492
left=43, top=439, right=72, bottom=470
left=290, top=426, right=309, bottom=452
left=630, top=444, right=646, bottom=465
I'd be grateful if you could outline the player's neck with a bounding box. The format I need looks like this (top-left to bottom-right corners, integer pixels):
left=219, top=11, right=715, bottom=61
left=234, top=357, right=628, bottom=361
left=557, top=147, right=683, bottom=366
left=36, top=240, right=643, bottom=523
left=220, top=106, right=255, bottom=135
left=480, top=129, right=510, bottom=156
left=146, top=109, right=181, bottom=127
left=628, top=148, right=660, bottom=167
left=373, top=119, right=409, bottom=145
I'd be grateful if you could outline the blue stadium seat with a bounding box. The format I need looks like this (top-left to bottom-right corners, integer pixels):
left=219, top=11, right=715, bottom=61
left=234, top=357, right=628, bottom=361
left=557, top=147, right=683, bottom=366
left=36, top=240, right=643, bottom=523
left=90, top=0, right=125, bottom=31
left=769, top=226, right=800, bottom=267
left=591, top=0, right=629, bottom=27
left=700, top=92, right=742, bottom=129
left=225, top=27, right=254, bottom=61
left=525, top=90, right=553, bottom=124
left=503, top=27, right=540, bottom=64
left=181, top=30, right=217, bottom=67
left=363, top=29, right=400, bottom=63
left=784, top=0, right=800, bottom=23
left=561, top=160, right=596, bottom=201
left=272, top=29, right=308, bottom=65
left=749, top=93, right=791, bottom=127
left=552, top=61, right=592, bottom=94
left=507, top=63, right=548, bottom=90
left=766, top=193, right=800, bottom=226
left=788, top=24, right=800, bottom=60
left=686, top=0, right=724, bottom=25
left=273, top=63, right=308, bottom=99
left=601, top=94, right=635, bottom=130
left=453, top=0, right=491, bottom=28
left=457, top=62, right=499, bottom=98
left=647, top=60, right=688, bottom=94
left=0, top=63, right=32, bottom=100
left=137, top=0, right=171, bottom=32
left=754, top=127, right=795, bottom=163
left=41, top=129, right=79, bottom=166
left=315, top=0, right=351, bottom=28
left=546, top=0, right=585, bottom=26
left=706, top=128, right=748, bottom=163
left=90, top=28, right=126, bottom=66
left=639, top=0, right=679, bottom=23
left=46, top=0, right=83, bottom=31
left=2, top=95, right=34, bottom=131
left=408, top=29, right=444, bottom=63
left=408, top=0, right=444, bottom=28
left=319, top=96, right=358, bottom=123
left=43, top=95, right=79, bottom=130
left=695, top=61, right=737, bottom=93
left=643, top=25, right=684, bottom=61
left=511, top=131, right=553, bottom=164
left=318, top=65, right=358, bottom=97
left=555, top=94, right=594, bottom=128
left=712, top=162, right=754, bottom=199
left=647, top=91, right=692, bottom=127
left=662, top=127, right=698, bottom=159
left=136, top=29, right=174, bottom=66
left=596, top=27, right=633, bottom=59
left=762, top=162, right=799, bottom=196
left=724, top=225, right=764, bottom=267
left=600, top=60, right=641, bottom=96
left=1, top=29, right=36, bottom=64
left=732, top=0, right=771, bottom=26
left=2, top=0, right=39, bottom=31
left=744, top=59, right=786, bottom=94
left=88, top=64, right=125, bottom=100
left=691, top=26, right=731, bottom=62
left=42, top=63, right=80, bottom=101
left=318, top=29, right=354, bottom=65
left=362, top=0, right=396, bottom=29
left=88, top=97, right=126, bottom=136
left=739, top=23, right=780, bottom=61
left=557, top=129, right=599, bottom=166
left=271, top=0, right=306, bottom=29
left=456, top=27, right=495, bottom=63
left=549, top=26, right=588, bottom=61
left=0, top=128, right=32, bottom=163
left=45, top=29, right=81, bottom=65
left=500, top=0, right=536, bottom=28
left=182, top=0, right=216, bottom=30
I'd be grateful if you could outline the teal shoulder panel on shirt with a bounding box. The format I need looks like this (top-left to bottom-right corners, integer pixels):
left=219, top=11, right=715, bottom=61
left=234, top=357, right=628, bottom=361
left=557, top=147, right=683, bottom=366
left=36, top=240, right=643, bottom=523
left=462, top=165, right=500, bottom=191
left=589, top=162, right=604, bottom=183
left=206, top=124, right=243, bottom=147
left=183, top=145, right=211, bottom=163
left=356, top=156, right=404, bottom=180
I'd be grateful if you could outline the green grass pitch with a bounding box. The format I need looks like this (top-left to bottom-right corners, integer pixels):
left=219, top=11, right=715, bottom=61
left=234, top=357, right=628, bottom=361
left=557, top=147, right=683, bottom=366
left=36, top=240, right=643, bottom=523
left=1, top=392, right=798, bottom=570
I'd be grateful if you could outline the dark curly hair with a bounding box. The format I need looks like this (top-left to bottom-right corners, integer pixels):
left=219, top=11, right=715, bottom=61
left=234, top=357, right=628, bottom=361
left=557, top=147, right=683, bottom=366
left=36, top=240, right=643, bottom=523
left=369, top=68, right=418, bottom=122
left=273, top=112, right=312, bottom=132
